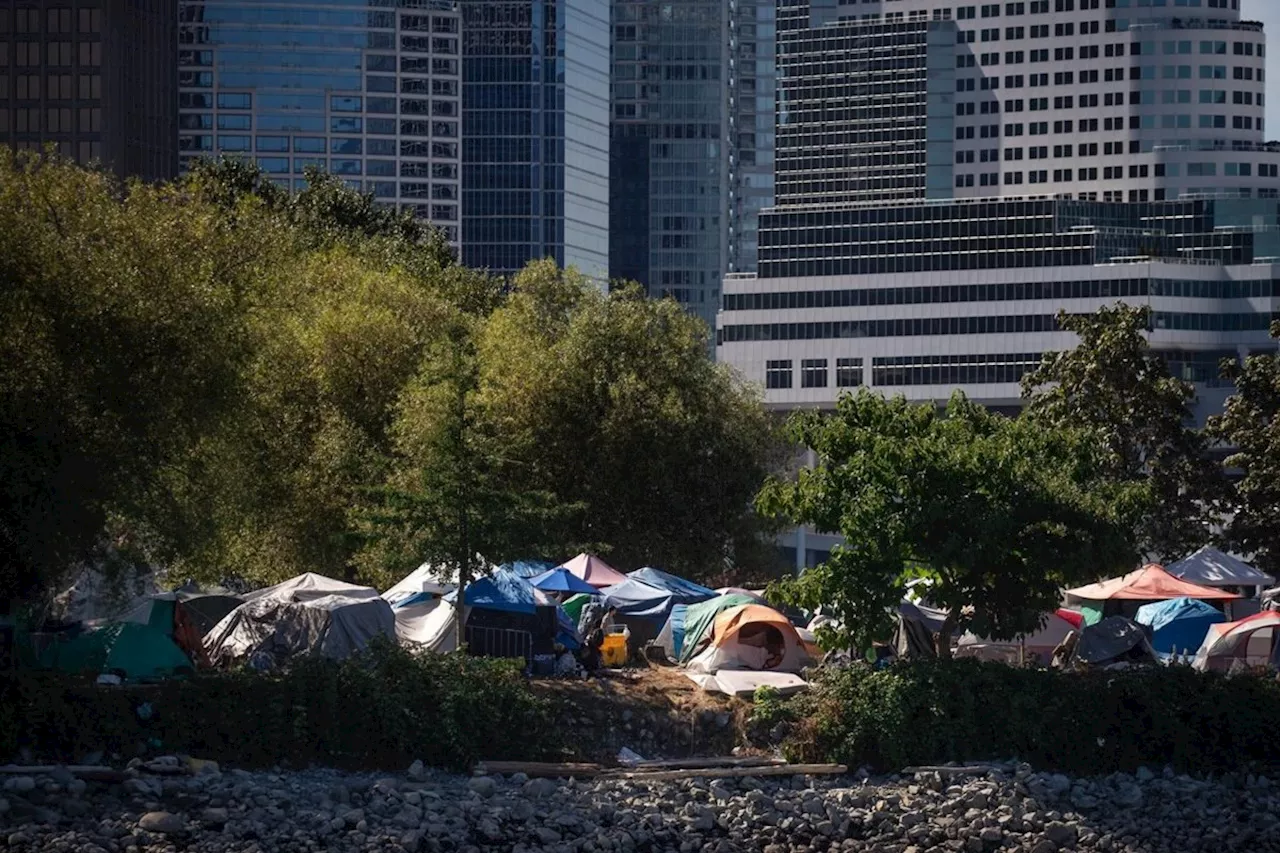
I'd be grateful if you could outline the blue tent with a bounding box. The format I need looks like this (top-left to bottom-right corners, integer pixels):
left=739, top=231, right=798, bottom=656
left=601, top=578, right=676, bottom=621
left=1135, top=596, right=1226, bottom=656
left=627, top=567, right=715, bottom=604
left=444, top=570, right=580, bottom=650
left=530, top=567, right=599, bottom=595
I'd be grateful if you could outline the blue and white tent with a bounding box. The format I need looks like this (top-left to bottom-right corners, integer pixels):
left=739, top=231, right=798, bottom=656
left=627, top=567, right=715, bottom=605
left=1135, top=596, right=1226, bottom=657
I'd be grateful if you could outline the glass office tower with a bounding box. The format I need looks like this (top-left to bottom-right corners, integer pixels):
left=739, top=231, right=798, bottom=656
left=460, top=0, right=609, bottom=280
left=177, top=0, right=463, bottom=246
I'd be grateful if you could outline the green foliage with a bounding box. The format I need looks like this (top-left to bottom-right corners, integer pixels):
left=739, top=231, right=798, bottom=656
left=0, top=149, right=276, bottom=598
left=476, top=262, right=786, bottom=582
left=782, top=660, right=1280, bottom=776
left=0, top=640, right=557, bottom=772
left=1208, top=321, right=1280, bottom=577
left=758, top=391, right=1138, bottom=655
left=1021, top=304, right=1226, bottom=562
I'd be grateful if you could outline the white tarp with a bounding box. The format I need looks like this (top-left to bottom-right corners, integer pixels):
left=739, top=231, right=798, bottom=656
left=1168, top=546, right=1274, bottom=588
left=382, top=563, right=455, bottom=606
left=205, top=573, right=395, bottom=666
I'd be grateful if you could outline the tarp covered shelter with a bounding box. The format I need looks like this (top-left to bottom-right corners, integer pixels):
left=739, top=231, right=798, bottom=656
left=559, top=553, right=627, bottom=589
left=1193, top=611, right=1280, bottom=671
left=382, top=563, right=454, bottom=607
left=1134, top=596, right=1226, bottom=657
left=1168, top=546, right=1274, bottom=589
left=956, top=610, right=1078, bottom=666
left=1071, top=616, right=1158, bottom=666
left=498, top=560, right=558, bottom=580
left=658, top=592, right=758, bottom=664
left=685, top=603, right=813, bottom=675
left=205, top=573, right=395, bottom=666
left=599, top=578, right=677, bottom=651
left=121, top=586, right=243, bottom=668
left=42, top=622, right=192, bottom=682
left=1066, top=563, right=1240, bottom=625
left=627, top=568, right=715, bottom=604
left=408, top=570, right=579, bottom=658
left=895, top=600, right=950, bottom=659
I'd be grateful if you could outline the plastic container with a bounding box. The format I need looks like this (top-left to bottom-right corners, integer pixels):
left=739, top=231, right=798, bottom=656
left=601, top=630, right=629, bottom=667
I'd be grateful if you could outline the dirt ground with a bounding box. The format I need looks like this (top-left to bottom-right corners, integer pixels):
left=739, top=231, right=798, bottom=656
left=532, top=662, right=757, bottom=763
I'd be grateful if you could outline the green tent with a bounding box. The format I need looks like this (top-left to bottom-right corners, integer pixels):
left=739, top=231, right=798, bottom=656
left=1079, top=603, right=1105, bottom=626
left=678, top=593, right=758, bottom=664
left=41, top=622, right=193, bottom=682
left=562, top=593, right=594, bottom=625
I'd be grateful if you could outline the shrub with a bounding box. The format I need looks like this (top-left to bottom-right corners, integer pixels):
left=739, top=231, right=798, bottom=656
left=0, top=641, right=558, bottom=772
left=784, top=659, right=1280, bottom=776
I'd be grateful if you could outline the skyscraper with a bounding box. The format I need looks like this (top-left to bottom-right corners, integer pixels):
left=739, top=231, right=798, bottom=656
left=177, top=1, right=463, bottom=246
left=460, top=0, right=610, bottom=280
left=0, top=0, right=178, bottom=182
left=719, top=0, right=1280, bottom=570
left=610, top=0, right=776, bottom=328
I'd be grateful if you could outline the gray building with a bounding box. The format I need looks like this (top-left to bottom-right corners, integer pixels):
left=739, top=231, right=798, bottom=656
left=178, top=0, right=463, bottom=247
left=719, top=0, right=1280, bottom=570
left=610, top=0, right=776, bottom=328
left=460, top=0, right=610, bottom=280
left=1, top=0, right=178, bottom=182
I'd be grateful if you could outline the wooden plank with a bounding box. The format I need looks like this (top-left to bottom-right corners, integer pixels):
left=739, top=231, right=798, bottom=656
left=474, top=761, right=602, bottom=778
left=0, top=765, right=127, bottom=782
left=605, top=763, right=847, bottom=782
left=902, top=764, right=1006, bottom=776
left=625, top=756, right=786, bottom=770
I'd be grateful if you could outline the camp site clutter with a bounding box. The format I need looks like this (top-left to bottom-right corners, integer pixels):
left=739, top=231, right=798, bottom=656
left=14, top=544, right=1280, bottom=693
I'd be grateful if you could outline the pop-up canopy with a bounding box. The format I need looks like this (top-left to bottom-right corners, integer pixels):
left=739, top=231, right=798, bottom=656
left=1167, top=546, right=1275, bottom=588
left=559, top=553, right=627, bottom=589
left=1066, top=563, right=1242, bottom=602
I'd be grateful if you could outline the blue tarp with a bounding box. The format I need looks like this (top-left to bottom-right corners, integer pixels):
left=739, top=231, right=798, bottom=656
left=601, top=578, right=676, bottom=621
left=444, top=570, right=541, bottom=615
left=498, top=560, right=558, bottom=579
left=530, top=568, right=599, bottom=595
left=627, top=567, right=715, bottom=605
left=664, top=603, right=689, bottom=659
left=1135, top=596, right=1226, bottom=656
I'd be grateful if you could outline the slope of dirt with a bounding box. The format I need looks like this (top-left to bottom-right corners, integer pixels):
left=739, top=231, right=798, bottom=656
left=532, top=663, right=758, bottom=763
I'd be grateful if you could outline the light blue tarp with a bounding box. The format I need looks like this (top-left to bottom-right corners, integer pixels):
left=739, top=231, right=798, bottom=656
left=497, top=560, right=558, bottom=580
left=445, top=570, right=542, bottom=615
left=1135, top=596, right=1226, bottom=656
left=627, top=568, right=715, bottom=605
left=601, top=578, right=677, bottom=621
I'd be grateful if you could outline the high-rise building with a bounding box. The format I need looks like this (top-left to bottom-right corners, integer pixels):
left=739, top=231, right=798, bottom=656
left=718, top=0, right=1280, bottom=570
left=177, top=0, right=463, bottom=247
left=0, top=0, right=178, bottom=182
left=460, top=0, right=609, bottom=280
left=610, top=0, right=776, bottom=328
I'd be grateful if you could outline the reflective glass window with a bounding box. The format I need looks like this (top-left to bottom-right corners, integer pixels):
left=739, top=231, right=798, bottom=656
left=331, top=96, right=362, bottom=112
left=293, top=137, right=326, bottom=153
left=257, top=136, right=289, bottom=152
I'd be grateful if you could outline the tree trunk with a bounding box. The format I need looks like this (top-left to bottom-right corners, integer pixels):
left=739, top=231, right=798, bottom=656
left=935, top=611, right=957, bottom=660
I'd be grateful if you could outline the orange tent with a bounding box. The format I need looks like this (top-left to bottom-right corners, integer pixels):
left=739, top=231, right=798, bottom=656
left=1066, top=563, right=1241, bottom=602
left=686, top=603, right=813, bottom=674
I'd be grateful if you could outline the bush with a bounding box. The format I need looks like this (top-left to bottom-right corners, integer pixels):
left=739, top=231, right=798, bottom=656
left=783, top=659, right=1280, bottom=776
left=0, top=641, right=558, bottom=772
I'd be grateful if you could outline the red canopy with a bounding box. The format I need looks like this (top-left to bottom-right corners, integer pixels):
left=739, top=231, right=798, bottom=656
left=1066, top=563, right=1242, bottom=601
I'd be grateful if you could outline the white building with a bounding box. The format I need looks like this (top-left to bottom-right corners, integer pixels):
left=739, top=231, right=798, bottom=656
left=718, top=0, right=1280, bottom=569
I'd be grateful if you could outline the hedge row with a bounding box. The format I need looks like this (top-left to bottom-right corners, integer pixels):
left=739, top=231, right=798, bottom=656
left=780, top=659, right=1280, bottom=776
left=0, top=640, right=558, bottom=772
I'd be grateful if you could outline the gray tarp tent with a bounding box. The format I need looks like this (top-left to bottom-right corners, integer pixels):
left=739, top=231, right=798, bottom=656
left=1071, top=616, right=1158, bottom=666
left=205, top=573, right=395, bottom=667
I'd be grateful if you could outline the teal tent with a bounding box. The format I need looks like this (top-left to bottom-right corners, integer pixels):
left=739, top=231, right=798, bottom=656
left=659, top=593, right=757, bottom=664
left=41, top=622, right=193, bottom=682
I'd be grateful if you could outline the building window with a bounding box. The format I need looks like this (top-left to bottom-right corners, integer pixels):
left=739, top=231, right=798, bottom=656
left=836, top=358, right=863, bottom=388
left=801, top=359, right=828, bottom=388
left=765, top=360, right=793, bottom=390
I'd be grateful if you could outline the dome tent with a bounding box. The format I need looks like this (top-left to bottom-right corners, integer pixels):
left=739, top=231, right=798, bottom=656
left=41, top=622, right=193, bottom=682
left=685, top=603, right=813, bottom=675
left=627, top=567, right=715, bottom=604
left=205, top=573, right=395, bottom=667
left=1135, top=596, right=1226, bottom=657
left=656, top=592, right=759, bottom=664
left=1193, top=611, right=1280, bottom=671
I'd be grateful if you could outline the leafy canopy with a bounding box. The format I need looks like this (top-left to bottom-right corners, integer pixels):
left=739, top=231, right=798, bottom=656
left=759, top=391, right=1139, bottom=655
left=1020, top=303, right=1225, bottom=562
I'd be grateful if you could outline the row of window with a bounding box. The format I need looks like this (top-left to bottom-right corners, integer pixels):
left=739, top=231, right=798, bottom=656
left=178, top=136, right=459, bottom=163
left=956, top=113, right=1262, bottom=139
left=722, top=277, right=1280, bottom=312
left=177, top=116, right=458, bottom=138
left=1, top=41, right=101, bottom=68
left=1, top=106, right=99, bottom=134
left=765, top=358, right=864, bottom=389
left=2, top=73, right=101, bottom=101
left=721, top=311, right=1277, bottom=343
left=0, top=8, right=102, bottom=34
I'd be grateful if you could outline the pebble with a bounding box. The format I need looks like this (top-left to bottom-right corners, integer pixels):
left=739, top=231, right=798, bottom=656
left=0, top=761, right=1272, bottom=852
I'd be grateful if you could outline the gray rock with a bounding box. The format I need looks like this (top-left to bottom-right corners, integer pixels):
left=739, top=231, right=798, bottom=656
left=1136, top=766, right=1156, bottom=783
left=5, top=775, right=35, bottom=793
left=201, top=807, right=230, bottom=825
left=468, top=775, right=498, bottom=798
left=523, top=777, right=558, bottom=799
left=1044, top=821, right=1078, bottom=847
left=137, top=811, right=186, bottom=834
left=407, top=760, right=427, bottom=782
left=1030, top=841, right=1058, bottom=853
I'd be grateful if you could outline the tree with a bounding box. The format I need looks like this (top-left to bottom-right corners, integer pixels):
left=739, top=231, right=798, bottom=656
left=0, top=150, right=271, bottom=599
left=1207, top=322, right=1280, bottom=576
left=758, top=391, right=1138, bottom=656
left=1020, top=303, right=1225, bottom=562
left=352, top=313, right=571, bottom=607
left=473, top=261, right=785, bottom=582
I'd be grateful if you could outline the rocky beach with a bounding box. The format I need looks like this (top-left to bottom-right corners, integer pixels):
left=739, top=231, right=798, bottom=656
left=2, top=759, right=1276, bottom=853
